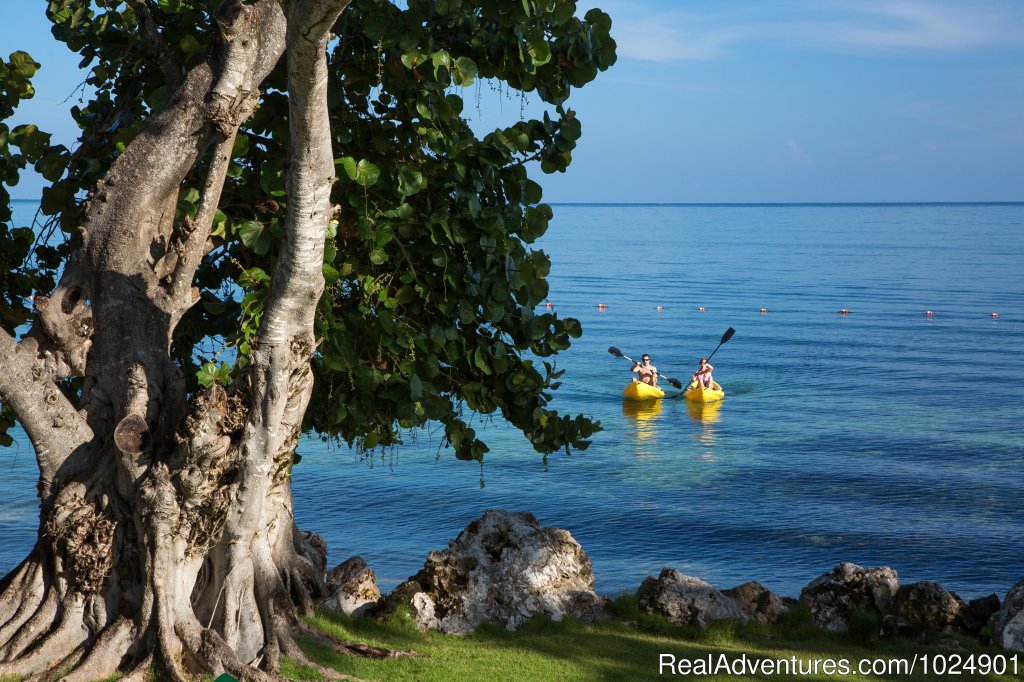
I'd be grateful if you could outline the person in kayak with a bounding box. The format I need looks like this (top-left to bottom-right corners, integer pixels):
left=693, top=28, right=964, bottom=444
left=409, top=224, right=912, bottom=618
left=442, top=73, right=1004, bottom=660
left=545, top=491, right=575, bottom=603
left=693, top=357, right=714, bottom=388
left=632, top=354, right=659, bottom=386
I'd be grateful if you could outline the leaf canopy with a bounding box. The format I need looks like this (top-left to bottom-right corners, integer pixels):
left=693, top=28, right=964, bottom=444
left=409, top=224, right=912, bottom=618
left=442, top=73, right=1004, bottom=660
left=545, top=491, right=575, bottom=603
left=2, top=0, right=617, bottom=461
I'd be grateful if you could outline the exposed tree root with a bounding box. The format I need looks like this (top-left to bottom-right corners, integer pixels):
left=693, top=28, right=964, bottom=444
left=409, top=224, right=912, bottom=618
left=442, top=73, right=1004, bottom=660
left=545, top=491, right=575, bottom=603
left=59, top=618, right=135, bottom=682
left=118, top=653, right=154, bottom=682
left=0, top=594, right=88, bottom=677
left=0, top=587, right=59, bottom=662
left=293, top=620, right=415, bottom=659
left=0, top=562, right=46, bottom=646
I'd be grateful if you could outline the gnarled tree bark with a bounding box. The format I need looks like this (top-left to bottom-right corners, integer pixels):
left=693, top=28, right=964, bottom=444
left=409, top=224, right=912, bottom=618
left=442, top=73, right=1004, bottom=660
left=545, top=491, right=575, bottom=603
left=0, top=1, right=386, bottom=678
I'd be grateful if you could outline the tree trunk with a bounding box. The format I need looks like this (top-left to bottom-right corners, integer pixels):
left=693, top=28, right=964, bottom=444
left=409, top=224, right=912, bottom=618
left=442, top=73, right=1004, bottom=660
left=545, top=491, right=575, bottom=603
left=0, top=1, right=376, bottom=678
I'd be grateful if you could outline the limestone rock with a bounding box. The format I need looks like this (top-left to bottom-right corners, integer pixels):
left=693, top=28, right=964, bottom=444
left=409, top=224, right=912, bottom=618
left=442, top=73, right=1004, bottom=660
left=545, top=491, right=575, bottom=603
left=722, top=581, right=790, bottom=625
left=991, top=580, right=1024, bottom=651
left=299, top=530, right=328, bottom=578
left=399, top=509, right=605, bottom=634
left=320, top=556, right=381, bottom=616
left=799, top=562, right=899, bottom=632
left=959, top=594, right=1000, bottom=635
left=880, top=581, right=965, bottom=642
left=637, top=569, right=748, bottom=629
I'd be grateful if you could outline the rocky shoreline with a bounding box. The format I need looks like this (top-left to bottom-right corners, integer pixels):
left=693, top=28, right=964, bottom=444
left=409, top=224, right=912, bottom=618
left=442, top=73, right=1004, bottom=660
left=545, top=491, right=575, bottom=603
left=312, top=509, right=1024, bottom=651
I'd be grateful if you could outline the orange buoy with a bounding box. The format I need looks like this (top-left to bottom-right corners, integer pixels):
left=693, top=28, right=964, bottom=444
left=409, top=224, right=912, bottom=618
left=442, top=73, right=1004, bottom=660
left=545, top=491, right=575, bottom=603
left=760, top=308, right=768, bottom=314
left=925, top=310, right=934, bottom=316
left=697, top=306, right=705, bottom=312
left=991, top=312, right=1000, bottom=318
left=840, top=309, right=849, bottom=315
left=597, top=303, right=607, bottom=310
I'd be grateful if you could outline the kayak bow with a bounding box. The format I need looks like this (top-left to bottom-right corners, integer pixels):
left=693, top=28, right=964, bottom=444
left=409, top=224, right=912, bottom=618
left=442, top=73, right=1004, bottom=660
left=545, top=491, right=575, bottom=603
left=683, top=380, right=725, bottom=403
left=623, top=381, right=665, bottom=401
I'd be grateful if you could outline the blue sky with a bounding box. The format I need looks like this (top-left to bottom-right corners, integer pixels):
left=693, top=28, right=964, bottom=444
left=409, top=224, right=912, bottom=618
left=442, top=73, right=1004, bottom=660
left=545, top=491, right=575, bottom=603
left=3, top=1, right=1024, bottom=202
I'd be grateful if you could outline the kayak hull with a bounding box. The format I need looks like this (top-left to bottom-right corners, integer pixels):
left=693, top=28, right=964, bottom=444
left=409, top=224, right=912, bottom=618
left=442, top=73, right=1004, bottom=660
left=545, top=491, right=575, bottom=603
left=684, top=380, right=725, bottom=403
left=623, top=381, right=665, bottom=400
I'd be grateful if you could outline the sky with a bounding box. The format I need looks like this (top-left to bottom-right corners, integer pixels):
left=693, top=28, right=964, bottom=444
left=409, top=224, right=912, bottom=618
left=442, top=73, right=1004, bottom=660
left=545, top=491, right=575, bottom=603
left=2, top=1, right=1023, bottom=202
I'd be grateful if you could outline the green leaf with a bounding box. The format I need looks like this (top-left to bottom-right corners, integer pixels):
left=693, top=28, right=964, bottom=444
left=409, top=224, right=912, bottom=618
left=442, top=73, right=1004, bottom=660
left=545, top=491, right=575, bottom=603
left=197, top=361, right=231, bottom=388
left=400, top=50, right=426, bottom=70
left=395, top=285, right=416, bottom=304
left=211, top=209, right=228, bottom=237
left=337, top=157, right=380, bottom=187
left=232, top=133, right=249, bottom=157
left=452, top=57, right=477, bottom=86
left=238, top=220, right=271, bottom=255
left=397, top=166, right=426, bottom=196
left=551, top=1, right=575, bottom=24
left=528, top=36, right=552, bottom=67
left=11, top=124, right=50, bottom=161
left=430, top=50, right=452, bottom=79
left=8, top=51, right=40, bottom=79
left=179, top=34, right=202, bottom=54
left=522, top=179, right=543, bottom=204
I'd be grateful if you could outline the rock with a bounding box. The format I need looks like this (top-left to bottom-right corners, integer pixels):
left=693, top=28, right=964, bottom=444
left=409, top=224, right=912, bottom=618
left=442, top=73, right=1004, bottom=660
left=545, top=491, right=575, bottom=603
left=410, top=591, right=440, bottom=631
left=991, top=580, right=1024, bottom=651
left=799, top=562, right=899, bottom=632
left=320, top=556, right=381, bottom=616
left=880, top=581, right=965, bottom=642
left=372, top=579, right=423, bottom=622
left=299, top=530, right=328, bottom=578
left=637, top=569, right=748, bottom=629
left=959, top=594, right=1000, bottom=635
left=396, top=509, right=605, bottom=634
left=722, top=581, right=790, bottom=625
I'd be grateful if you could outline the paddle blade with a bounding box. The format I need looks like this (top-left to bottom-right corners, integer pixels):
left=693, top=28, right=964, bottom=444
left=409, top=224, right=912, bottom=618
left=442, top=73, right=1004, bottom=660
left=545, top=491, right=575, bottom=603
left=608, top=346, right=623, bottom=357
left=721, top=327, right=736, bottom=344
left=667, top=377, right=683, bottom=390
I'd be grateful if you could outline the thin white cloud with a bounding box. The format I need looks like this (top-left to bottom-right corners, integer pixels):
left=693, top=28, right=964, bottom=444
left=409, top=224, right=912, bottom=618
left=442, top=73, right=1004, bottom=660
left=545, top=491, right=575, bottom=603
left=590, top=1, right=1024, bottom=63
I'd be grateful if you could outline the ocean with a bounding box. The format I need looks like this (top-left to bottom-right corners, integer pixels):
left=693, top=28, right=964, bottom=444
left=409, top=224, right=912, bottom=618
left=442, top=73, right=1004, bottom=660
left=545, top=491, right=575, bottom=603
left=2, top=201, right=1022, bottom=600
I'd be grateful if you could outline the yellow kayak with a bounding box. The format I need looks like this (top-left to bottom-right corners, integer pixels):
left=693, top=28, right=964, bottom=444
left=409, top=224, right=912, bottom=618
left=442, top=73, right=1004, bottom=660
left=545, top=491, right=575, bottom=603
left=623, top=381, right=665, bottom=401
left=684, top=380, right=725, bottom=403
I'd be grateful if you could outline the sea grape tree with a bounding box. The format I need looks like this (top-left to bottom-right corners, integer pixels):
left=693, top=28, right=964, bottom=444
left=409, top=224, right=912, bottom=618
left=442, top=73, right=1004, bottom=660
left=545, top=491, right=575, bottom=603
left=0, top=0, right=613, bottom=678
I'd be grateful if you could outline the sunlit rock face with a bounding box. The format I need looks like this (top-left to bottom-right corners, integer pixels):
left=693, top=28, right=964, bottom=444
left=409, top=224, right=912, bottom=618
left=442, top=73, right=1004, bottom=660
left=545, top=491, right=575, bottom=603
left=320, top=556, right=382, bottom=616
left=637, top=569, right=749, bottom=629
left=723, top=580, right=791, bottom=625
left=991, top=580, right=1024, bottom=651
left=392, top=509, right=606, bottom=634
left=799, top=562, right=899, bottom=632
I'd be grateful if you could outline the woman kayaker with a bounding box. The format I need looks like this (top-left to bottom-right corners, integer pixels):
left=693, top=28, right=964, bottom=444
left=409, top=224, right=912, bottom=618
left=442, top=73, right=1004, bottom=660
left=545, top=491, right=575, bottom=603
left=632, top=354, right=658, bottom=386
left=693, top=357, right=714, bottom=388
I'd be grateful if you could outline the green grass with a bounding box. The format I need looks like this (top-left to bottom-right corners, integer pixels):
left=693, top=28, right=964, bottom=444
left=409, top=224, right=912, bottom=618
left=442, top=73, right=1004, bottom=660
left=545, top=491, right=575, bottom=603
left=284, top=596, right=1022, bottom=681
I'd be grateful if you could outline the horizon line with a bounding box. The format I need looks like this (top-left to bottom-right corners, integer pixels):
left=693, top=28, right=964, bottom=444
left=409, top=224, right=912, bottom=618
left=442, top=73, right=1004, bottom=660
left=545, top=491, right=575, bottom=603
left=547, top=201, right=1024, bottom=206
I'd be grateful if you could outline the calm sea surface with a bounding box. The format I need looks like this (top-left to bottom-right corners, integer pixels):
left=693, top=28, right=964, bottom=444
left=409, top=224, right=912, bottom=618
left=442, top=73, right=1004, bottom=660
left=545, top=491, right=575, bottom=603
left=2, top=201, right=1023, bottom=599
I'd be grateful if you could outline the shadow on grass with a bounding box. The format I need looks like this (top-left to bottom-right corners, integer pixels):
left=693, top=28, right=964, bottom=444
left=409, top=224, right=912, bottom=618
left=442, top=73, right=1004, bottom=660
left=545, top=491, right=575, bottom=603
left=286, top=595, right=1017, bottom=682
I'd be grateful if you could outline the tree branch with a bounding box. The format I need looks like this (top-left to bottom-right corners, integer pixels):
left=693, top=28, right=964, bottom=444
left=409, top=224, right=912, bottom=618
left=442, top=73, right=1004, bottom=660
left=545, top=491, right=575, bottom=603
left=0, top=329, right=94, bottom=494
left=167, top=131, right=238, bottom=314
left=259, top=0, right=352, bottom=345
left=125, top=0, right=183, bottom=91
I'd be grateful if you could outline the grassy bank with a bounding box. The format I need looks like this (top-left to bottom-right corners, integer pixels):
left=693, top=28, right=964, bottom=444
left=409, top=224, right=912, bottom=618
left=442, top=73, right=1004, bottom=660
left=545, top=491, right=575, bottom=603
left=285, top=595, right=1021, bottom=681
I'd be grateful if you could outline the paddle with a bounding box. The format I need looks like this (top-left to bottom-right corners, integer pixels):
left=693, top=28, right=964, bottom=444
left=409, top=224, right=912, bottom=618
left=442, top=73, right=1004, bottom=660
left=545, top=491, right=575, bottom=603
left=705, top=327, right=736, bottom=363
left=607, top=347, right=684, bottom=390
left=689, top=327, right=736, bottom=386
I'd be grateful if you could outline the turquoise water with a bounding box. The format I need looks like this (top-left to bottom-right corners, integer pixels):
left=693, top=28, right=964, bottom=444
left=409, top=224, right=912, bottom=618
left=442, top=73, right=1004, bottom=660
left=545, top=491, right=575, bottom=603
left=2, top=202, right=1023, bottom=599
